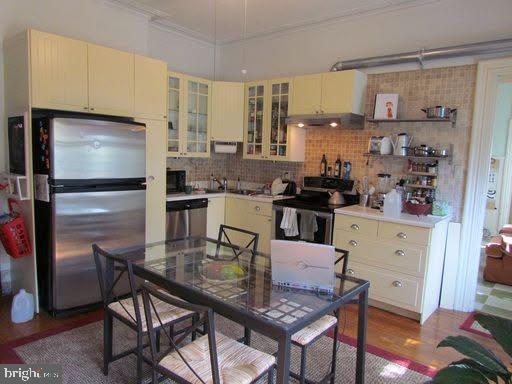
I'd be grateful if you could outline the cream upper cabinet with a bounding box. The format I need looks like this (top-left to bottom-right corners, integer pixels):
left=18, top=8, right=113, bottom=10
left=137, top=118, right=167, bottom=243
left=243, top=81, right=268, bottom=159
left=134, top=55, right=168, bottom=120
left=289, top=74, right=322, bottom=115
left=167, top=72, right=211, bottom=158
left=321, top=70, right=366, bottom=115
left=211, top=81, right=244, bottom=142
left=88, top=44, right=134, bottom=117
left=30, top=30, right=88, bottom=112
left=290, top=70, right=366, bottom=116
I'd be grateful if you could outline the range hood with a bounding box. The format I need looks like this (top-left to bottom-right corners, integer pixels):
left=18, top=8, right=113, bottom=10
left=285, top=113, right=364, bottom=129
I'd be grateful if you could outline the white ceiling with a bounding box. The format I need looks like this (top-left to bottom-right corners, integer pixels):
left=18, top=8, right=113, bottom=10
left=111, top=0, right=434, bottom=44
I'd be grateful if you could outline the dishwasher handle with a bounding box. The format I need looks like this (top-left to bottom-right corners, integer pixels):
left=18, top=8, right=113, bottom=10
left=166, top=198, right=208, bottom=212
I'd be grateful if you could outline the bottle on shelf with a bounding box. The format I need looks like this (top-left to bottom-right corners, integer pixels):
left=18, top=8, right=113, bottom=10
left=320, top=154, right=327, bottom=176
left=334, top=155, right=342, bottom=178
left=342, top=161, right=352, bottom=181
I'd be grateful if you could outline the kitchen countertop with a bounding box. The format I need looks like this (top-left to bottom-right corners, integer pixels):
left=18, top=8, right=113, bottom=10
left=334, top=205, right=451, bottom=228
left=166, top=191, right=294, bottom=203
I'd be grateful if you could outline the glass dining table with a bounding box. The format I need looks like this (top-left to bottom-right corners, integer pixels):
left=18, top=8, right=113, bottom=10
left=111, top=236, right=370, bottom=384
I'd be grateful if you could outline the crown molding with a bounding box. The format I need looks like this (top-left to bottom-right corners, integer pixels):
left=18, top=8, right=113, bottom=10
left=105, top=0, right=439, bottom=47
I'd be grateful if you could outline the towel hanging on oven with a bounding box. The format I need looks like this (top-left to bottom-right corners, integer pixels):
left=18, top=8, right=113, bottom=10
left=280, top=207, right=299, bottom=237
left=300, top=211, right=318, bottom=241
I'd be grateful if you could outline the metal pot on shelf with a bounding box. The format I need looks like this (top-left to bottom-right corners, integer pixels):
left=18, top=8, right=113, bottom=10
left=421, top=106, right=456, bottom=119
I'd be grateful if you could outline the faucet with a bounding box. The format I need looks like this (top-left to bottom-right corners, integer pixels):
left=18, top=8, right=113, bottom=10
left=213, top=177, right=228, bottom=191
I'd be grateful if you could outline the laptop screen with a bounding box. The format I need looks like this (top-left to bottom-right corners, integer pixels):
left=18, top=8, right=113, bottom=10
left=270, top=240, right=335, bottom=293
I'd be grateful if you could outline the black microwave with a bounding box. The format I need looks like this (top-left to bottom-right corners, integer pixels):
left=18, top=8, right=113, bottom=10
left=8, top=116, right=26, bottom=175
left=167, top=170, right=186, bottom=194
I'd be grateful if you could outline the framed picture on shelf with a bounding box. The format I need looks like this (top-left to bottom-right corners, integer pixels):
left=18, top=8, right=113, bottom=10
left=374, top=94, right=399, bottom=119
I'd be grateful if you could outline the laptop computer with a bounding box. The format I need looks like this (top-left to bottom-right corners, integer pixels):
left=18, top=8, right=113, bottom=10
left=270, top=240, right=336, bottom=293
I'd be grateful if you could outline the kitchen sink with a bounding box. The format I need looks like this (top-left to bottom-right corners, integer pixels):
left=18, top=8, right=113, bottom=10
left=227, top=189, right=260, bottom=195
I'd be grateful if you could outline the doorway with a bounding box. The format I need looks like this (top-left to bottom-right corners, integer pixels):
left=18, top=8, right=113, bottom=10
left=475, top=79, right=512, bottom=319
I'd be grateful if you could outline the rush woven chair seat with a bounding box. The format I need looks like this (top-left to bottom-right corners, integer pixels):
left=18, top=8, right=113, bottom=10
left=141, top=281, right=276, bottom=384
left=92, top=244, right=196, bottom=384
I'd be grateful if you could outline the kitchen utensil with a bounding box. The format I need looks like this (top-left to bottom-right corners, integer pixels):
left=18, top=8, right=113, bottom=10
left=421, top=106, right=456, bottom=119
left=328, top=190, right=345, bottom=205
left=393, top=133, right=413, bottom=156
left=403, top=146, right=416, bottom=156
left=380, top=136, right=394, bottom=155
left=368, top=136, right=383, bottom=154
left=414, top=145, right=436, bottom=156
left=359, top=194, right=369, bottom=207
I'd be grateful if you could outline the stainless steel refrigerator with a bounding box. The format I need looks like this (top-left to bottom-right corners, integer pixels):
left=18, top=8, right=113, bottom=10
left=33, top=113, right=146, bottom=316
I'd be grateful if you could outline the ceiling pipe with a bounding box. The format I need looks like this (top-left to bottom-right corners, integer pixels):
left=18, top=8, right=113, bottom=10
left=330, top=38, right=512, bottom=71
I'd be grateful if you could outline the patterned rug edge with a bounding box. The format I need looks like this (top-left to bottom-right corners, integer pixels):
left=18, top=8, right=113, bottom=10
left=1, top=312, right=436, bottom=378
left=459, top=312, right=492, bottom=339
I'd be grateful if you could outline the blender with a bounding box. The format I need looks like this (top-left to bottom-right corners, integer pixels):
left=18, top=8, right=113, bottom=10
left=372, top=173, right=392, bottom=209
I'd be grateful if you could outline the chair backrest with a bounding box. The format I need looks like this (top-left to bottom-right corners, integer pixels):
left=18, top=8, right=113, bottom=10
left=141, top=281, right=221, bottom=384
left=335, top=248, right=350, bottom=275
left=92, top=244, right=142, bottom=327
left=215, top=224, right=259, bottom=261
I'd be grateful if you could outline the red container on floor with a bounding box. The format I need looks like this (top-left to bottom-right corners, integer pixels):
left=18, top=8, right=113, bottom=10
left=0, top=199, right=31, bottom=258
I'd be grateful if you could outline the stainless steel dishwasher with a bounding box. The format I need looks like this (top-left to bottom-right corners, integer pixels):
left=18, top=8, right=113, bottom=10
left=166, top=198, right=208, bottom=240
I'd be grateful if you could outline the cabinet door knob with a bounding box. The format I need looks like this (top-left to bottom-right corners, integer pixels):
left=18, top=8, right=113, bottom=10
left=347, top=268, right=355, bottom=275
left=254, top=206, right=261, bottom=211
left=90, top=107, right=95, bottom=111
left=395, top=249, right=405, bottom=257
left=320, top=109, right=325, bottom=114
left=83, top=106, right=88, bottom=110
left=348, top=240, right=358, bottom=247
left=350, top=224, right=360, bottom=230
left=397, top=232, right=407, bottom=239
left=148, top=175, right=155, bottom=182
left=392, top=280, right=403, bottom=288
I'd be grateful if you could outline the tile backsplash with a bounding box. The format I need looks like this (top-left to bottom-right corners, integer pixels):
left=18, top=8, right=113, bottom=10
left=167, top=64, right=476, bottom=222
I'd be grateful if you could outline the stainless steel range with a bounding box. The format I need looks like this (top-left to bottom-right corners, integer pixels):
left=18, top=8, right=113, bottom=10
left=272, top=177, right=357, bottom=245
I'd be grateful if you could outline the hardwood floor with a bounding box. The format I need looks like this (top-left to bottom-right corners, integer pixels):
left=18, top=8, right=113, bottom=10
left=1, top=295, right=507, bottom=371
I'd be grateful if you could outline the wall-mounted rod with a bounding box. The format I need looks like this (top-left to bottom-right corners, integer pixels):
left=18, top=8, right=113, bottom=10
left=330, top=38, right=512, bottom=71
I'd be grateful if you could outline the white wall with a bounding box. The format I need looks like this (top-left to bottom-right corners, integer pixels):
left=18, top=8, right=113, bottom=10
left=491, top=82, right=512, bottom=157
left=217, top=0, right=512, bottom=81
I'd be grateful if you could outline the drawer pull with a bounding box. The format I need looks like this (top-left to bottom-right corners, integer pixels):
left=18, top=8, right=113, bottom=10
left=395, top=250, right=405, bottom=257
left=347, top=269, right=355, bottom=275
left=397, top=232, right=407, bottom=239
left=348, top=240, right=358, bottom=247
left=392, top=280, right=403, bottom=288
left=350, top=224, right=360, bottom=230
left=254, top=206, right=261, bottom=212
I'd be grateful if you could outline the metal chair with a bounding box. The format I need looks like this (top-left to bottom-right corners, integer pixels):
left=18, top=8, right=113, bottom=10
left=141, top=282, right=276, bottom=384
left=289, top=247, right=350, bottom=384
left=92, top=244, right=196, bottom=384
left=215, top=224, right=259, bottom=261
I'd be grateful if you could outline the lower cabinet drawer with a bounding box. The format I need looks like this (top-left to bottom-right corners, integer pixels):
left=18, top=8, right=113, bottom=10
left=346, top=261, right=423, bottom=311
left=334, top=231, right=426, bottom=276
left=378, top=221, right=430, bottom=246
left=245, top=200, right=272, bottom=217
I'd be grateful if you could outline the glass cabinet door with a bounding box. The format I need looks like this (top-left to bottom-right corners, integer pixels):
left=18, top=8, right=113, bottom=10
left=245, top=83, right=266, bottom=158
left=269, top=80, right=290, bottom=159
left=167, top=75, right=181, bottom=155
left=185, top=78, right=210, bottom=156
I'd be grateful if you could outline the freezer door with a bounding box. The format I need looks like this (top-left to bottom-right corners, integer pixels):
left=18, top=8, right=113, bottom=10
left=52, top=190, right=145, bottom=310
left=51, top=117, right=145, bottom=180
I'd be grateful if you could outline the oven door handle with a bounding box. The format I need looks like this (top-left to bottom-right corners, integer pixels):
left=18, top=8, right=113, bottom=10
left=272, top=205, right=333, bottom=220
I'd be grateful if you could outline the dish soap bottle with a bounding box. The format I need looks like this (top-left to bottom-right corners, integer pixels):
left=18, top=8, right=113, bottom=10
left=334, top=155, right=342, bottom=178
left=320, top=154, right=327, bottom=176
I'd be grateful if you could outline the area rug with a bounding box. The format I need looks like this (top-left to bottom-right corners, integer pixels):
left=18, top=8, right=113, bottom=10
left=4, top=316, right=435, bottom=383
left=460, top=312, right=492, bottom=339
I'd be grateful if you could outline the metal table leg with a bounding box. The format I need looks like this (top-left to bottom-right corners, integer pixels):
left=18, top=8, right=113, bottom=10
left=330, top=308, right=341, bottom=384
left=276, top=334, right=291, bottom=384
left=356, top=289, right=368, bottom=384
left=103, top=311, right=113, bottom=375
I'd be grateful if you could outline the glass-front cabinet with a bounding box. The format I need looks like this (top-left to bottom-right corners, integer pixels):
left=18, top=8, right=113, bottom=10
left=269, top=78, right=291, bottom=160
left=244, top=81, right=267, bottom=159
left=244, top=78, right=303, bottom=161
left=167, top=72, right=211, bottom=158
